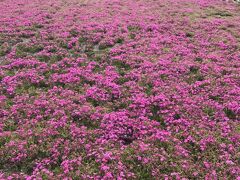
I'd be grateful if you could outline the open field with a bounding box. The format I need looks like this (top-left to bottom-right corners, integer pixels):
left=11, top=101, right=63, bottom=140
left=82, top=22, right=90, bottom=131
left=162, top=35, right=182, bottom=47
left=0, top=0, right=240, bottom=179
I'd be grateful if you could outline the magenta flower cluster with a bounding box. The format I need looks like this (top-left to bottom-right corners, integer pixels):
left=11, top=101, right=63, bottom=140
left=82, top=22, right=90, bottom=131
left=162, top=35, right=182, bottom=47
left=0, top=0, right=239, bottom=179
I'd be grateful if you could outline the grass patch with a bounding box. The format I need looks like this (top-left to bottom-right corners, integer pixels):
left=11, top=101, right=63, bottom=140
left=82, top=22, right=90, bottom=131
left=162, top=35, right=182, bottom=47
left=4, top=99, right=14, bottom=108
left=0, top=45, right=10, bottom=56
left=37, top=54, right=64, bottom=63
left=129, top=33, right=136, bottom=39
left=79, top=36, right=88, bottom=44
left=173, top=113, right=181, bottom=119
left=98, top=43, right=113, bottom=50
left=213, top=11, right=232, bottom=17
left=186, top=32, right=195, bottom=38
left=117, top=77, right=129, bottom=85
left=3, top=119, right=17, bottom=131
left=186, top=67, right=204, bottom=84
left=195, top=57, right=203, bottom=63
left=209, top=95, right=222, bottom=102
left=145, top=83, right=153, bottom=96
left=112, top=60, right=131, bottom=76
left=0, top=135, right=11, bottom=148
left=58, top=40, right=69, bottom=49
left=16, top=44, right=43, bottom=57
left=203, top=106, right=215, bottom=117
left=189, top=66, right=199, bottom=74
left=116, top=38, right=124, bottom=44
left=72, top=114, right=99, bottom=130
left=122, top=147, right=152, bottom=180
left=69, top=29, right=79, bottom=37
left=224, top=108, right=236, bottom=120
left=127, top=25, right=141, bottom=32
left=150, top=105, right=166, bottom=127
left=78, top=156, right=101, bottom=177
left=236, top=125, right=240, bottom=133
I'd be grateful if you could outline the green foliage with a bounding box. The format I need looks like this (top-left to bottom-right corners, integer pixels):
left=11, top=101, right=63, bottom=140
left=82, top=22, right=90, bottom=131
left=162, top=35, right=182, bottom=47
left=69, top=29, right=79, bottom=37
left=150, top=105, right=166, bottom=127
left=145, top=83, right=153, bottom=96
left=0, top=135, right=11, bottom=148
left=186, top=32, right=195, bottom=38
left=116, top=38, right=124, bottom=44
left=16, top=44, right=43, bottom=57
left=112, top=61, right=131, bottom=76
left=213, top=11, right=232, bottom=17
left=127, top=25, right=141, bottom=32
left=209, top=95, right=222, bottom=101
left=3, top=119, right=17, bottom=131
left=122, top=147, right=152, bottom=180
left=189, top=66, right=199, bottom=74
left=129, top=33, right=136, bottom=39
left=203, top=106, right=215, bottom=117
left=224, top=108, right=236, bottom=119
left=79, top=37, right=87, bottom=43
left=195, top=57, right=203, bottom=62
left=0, top=46, right=10, bottom=56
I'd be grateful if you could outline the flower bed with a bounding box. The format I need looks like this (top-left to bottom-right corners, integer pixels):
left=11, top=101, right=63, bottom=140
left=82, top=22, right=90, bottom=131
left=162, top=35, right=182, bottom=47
left=0, top=0, right=239, bottom=179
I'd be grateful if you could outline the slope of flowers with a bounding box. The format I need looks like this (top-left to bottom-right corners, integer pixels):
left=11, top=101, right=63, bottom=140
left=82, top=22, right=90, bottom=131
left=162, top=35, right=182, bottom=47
left=0, top=0, right=240, bottom=179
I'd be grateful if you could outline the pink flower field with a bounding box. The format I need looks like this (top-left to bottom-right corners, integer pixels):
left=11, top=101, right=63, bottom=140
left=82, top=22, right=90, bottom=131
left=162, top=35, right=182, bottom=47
left=0, top=0, right=240, bottom=179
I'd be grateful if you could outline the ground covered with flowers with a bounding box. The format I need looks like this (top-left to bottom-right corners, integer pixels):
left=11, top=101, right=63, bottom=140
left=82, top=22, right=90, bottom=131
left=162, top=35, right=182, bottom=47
left=0, top=0, right=240, bottom=179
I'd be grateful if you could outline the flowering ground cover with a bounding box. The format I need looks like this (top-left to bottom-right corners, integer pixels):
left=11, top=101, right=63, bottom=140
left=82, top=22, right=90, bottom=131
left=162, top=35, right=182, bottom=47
left=0, top=0, right=240, bottom=179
